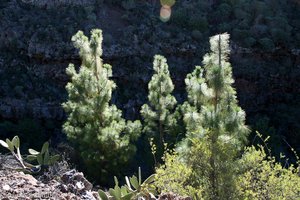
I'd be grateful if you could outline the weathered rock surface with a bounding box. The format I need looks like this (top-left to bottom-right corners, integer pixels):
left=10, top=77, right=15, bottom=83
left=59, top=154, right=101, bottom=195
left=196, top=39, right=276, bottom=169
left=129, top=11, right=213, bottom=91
left=0, top=98, right=64, bottom=120
left=0, top=154, right=100, bottom=200
left=0, top=154, right=192, bottom=200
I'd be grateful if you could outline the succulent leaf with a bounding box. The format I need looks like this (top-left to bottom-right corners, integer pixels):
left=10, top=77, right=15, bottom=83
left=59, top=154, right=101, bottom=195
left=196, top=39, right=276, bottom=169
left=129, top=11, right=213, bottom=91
left=121, top=186, right=128, bottom=196
left=114, top=176, right=119, bottom=186
left=143, top=174, right=155, bottom=185
left=28, top=149, right=40, bottom=155
left=98, top=190, right=109, bottom=200
left=37, top=154, right=43, bottom=165
left=125, top=176, right=132, bottom=191
left=122, top=193, right=134, bottom=200
left=130, top=176, right=139, bottom=190
left=138, top=167, right=141, bottom=185
left=41, top=142, right=49, bottom=154
left=109, top=188, right=119, bottom=200
left=12, top=136, right=20, bottom=148
left=44, top=150, right=50, bottom=165
left=27, top=155, right=37, bottom=161
left=6, top=139, right=14, bottom=152
left=114, top=186, right=122, bottom=199
left=0, top=140, right=8, bottom=148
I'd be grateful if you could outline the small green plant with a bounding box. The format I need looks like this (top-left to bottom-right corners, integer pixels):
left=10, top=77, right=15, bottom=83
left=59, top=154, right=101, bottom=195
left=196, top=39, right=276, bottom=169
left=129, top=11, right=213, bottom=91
left=26, top=141, right=60, bottom=168
left=0, top=135, right=59, bottom=173
left=98, top=167, right=156, bottom=200
left=0, top=136, right=27, bottom=169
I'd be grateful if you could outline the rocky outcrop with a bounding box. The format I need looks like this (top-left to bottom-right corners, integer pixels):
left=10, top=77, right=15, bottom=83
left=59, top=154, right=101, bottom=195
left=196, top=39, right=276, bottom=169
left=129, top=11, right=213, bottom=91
left=0, top=154, right=193, bottom=200
left=0, top=154, right=99, bottom=200
left=0, top=98, right=64, bottom=120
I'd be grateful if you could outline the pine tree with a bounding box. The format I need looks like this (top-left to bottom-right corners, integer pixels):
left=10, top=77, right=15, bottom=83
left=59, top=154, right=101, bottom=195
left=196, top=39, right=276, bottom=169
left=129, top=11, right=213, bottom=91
left=140, top=55, right=178, bottom=161
left=62, top=29, right=141, bottom=184
left=178, top=33, right=250, bottom=199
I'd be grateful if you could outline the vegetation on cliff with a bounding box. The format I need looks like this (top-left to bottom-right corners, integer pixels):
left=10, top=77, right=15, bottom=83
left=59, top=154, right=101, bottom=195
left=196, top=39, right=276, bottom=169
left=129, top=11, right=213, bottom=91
left=0, top=1, right=299, bottom=199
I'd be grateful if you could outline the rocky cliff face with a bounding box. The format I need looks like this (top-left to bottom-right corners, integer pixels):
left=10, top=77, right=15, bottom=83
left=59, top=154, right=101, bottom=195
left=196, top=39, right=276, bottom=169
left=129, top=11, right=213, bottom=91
left=17, top=0, right=97, bottom=8
left=0, top=0, right=300, bottom=154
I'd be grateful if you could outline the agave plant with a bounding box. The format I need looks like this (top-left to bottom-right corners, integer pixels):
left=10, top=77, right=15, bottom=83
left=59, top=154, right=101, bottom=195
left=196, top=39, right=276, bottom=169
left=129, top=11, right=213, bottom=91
left=98, top=167, right=156, bottom=200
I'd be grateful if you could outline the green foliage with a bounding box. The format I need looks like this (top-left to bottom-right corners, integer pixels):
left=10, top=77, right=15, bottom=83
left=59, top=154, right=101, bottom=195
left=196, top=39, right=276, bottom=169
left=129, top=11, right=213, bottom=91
left=27, top=141, right=60, bottom=167
left=140, top=55, right=178, bottom=161
left=0, top=135, right=20, bottom=152
left=184, top=135, right=241, bottom=199
left=154, top=33, right=300, bottom=199
left=62, top=29, right=141, bottom=184
left=250, top=116, right=283, bottom=157
left=0, top=135, right=59, bottom=173
left=177, top=33, right=249, bottom=199
left=237, top=145, right=300, bottom=200
left=154, top=151, right=203, bottom=199
left=0, top=136, right=29, bottom=170
left=98, top=167, right=156, bottom=200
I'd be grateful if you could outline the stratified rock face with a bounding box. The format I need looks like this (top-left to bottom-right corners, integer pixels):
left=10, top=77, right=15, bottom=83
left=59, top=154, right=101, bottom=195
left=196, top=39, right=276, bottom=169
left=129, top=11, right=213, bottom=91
left=0, top=0, right=203, bottom=121
left=0, top=98, right=64, bottom=120
left=16, top=0, right=97, bottom=8
left=0, top=0, right=300, bottom=154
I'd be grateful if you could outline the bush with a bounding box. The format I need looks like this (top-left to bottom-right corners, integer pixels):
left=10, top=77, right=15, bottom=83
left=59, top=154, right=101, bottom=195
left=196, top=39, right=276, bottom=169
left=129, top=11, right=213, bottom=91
left=237, top=145, right=300, bottom=200
left=154, top=151, right=203, bottom=199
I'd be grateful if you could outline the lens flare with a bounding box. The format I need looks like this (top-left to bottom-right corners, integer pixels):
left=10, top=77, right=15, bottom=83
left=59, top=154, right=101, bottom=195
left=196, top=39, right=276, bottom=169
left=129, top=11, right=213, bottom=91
left=160, top=5, right=172, bottom=22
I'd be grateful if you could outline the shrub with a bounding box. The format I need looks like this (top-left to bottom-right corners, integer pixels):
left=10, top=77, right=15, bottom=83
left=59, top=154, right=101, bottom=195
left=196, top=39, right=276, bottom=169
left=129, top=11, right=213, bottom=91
left=154, top=151, right=203, bottom=199
left=237, top=145, right=300, bottom=200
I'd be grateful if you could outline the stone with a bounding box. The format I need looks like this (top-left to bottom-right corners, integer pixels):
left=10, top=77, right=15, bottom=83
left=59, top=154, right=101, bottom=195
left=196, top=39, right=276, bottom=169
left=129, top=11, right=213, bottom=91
left=2, top=184, right=10, bottom=191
